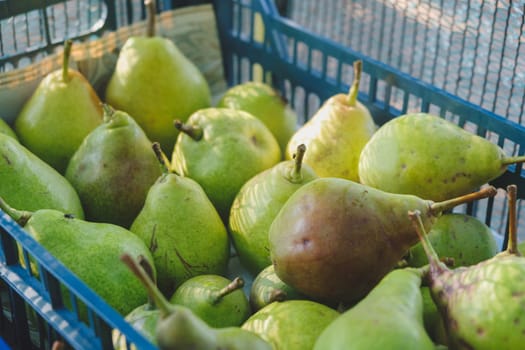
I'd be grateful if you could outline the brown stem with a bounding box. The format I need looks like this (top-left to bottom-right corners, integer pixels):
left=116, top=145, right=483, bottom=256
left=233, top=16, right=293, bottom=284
left=145, top=0, right=156, bottom=37
left=121, top=253, right=172, bottom=318
left=138, top=255, right=158, bottom=309
left=174, top=120, right=203, bottom=141
left=211, top=277, right=244, bottom=305
left=0, top=197, right=32, bottom=226
left=408, top=210, right=448, bottom=275
left=347, top=60, right=362, bottom=106
left=268, top=289, right=287, bottom=303
left=429, top=185, right=497, bottom=216
left=506, top=184, right=521, bottom=256
left=290, top=144, right=306, bottom=183
left=62, top=39, right=73, bottom=82
left=152, top=142, right=171, bottom=174
left=102, top=103, right=116, bottom=123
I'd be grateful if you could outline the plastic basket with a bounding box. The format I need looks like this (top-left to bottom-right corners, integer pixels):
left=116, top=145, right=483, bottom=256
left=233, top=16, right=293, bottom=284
left=1, top=0, right=525, bottom=349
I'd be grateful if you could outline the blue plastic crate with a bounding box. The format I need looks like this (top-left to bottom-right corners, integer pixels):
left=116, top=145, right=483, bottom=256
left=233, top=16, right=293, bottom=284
left=0, top=0, right=524, bottom=349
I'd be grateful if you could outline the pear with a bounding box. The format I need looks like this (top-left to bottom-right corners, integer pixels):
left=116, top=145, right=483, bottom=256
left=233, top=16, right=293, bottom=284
left=169, top=275, right=250, bottom=328
left=171, top=108, right=281, bottom=221
left=358, top=112, right=525, bottom=201
left=65, top=105, right=161, bottom=228
left=407, top=213, right=499, bottom=268
left=120, top=254, right=272, bottom=350
left=269, top=177, right=497, bottom=304
left=0, top=133, right=84, bottom=218
left=249, top=264, right=307, bottom=312
left=0, top=118, right=18, bottom=140
left=242, top=300, right=339, bottom=350
left=313, top=267, right=435, bottom=350
left=285, top=60, right=376, bottom=181
left=105, top=0, right=211, bottom=154
left=229, top=144, right=317, bottom=275
left=130, top=143, right=229, bottom=297
left=408, top=185, right=525, bottom=350
left=217, top=81, right=298, bottom=154
left=0, top=198, right=155, bottom=317
left=15, top=40, right=103, bottom=173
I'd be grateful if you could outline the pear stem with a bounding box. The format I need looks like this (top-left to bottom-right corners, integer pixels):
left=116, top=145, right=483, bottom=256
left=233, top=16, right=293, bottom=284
left=62, top=39, right=73, bottom=82
left=506, top=185, right=521, bottom=256
left=408, top=210, right=448, bottom=275
left=347, top=60, right=362, bottom=106
left=138, top=255, right=158, bottom=309
left=268, top=289, right=287, bottom=303
left=174, top=120, right=203, bottom=141
left=211, top=277, right=244, bottom=305
left=152, top=142, right=171, bottom=174
left=145, top=0, right=156, bottom=37
left=429, top=185, right=497, bottom=216
left=0, top=197, right=33, bottom=227
left=501, top=155, right=525, bottom=166
left=121, top=253, right=172, bottom=319
left=102, top=104, right=116, bottom=122
left=291, top=144, right=306, bottom=182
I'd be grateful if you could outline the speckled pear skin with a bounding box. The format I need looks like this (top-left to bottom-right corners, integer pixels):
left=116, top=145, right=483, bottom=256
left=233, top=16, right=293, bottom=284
left=242, top=300, right=339, bottom=350
left=171, top=108, right=281, bottom=221
left=229, top=154, right=317, bottom=275
left=217, top=81, right=298, bottom=154
left=409, top=205, right=525, bottom=350
left=105, top=36, right=211, bottom=154
left=407, top=213, right=499, bottom=268
left=314, top=268, right=435, bottom=350
left=269, top=177, right=438, bottom=304
left=65, top=109, right=161, bottom=228
left=0, top=133, right=84, bottom=218
left=429, top=256, right=525, bottom=350
left=358, top=113, right=507, bottom=201
left=21, top=209, right=155, bottom=317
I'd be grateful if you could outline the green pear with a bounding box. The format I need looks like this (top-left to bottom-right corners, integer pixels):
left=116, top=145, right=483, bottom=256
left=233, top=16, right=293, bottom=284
left=229, top=144, right=317, bottom=275
left=130, top=143, right=229, bottom=297
left=0, top=199, right=155, bottom=317
left=169, top=275, right=250, bottom=328
left=242, top=300, right=339, bottom=350
left=217, top=81, right=298, bottom=154
left=171, top=108, right=281, bottom=221
left=314, top=267, right=435, bottom=350
left=0, top=133, right=84, bottom=218
left=121, top=254, right=272, bottom=350
left=65, top=105, right=161, bottom=228
left=0, top=119, right=18, bottom=140
left=286, top=60, right=376, bottom=181
left=420, top=286, right=449, bottom=347
left=249, top=264, right=307, bottom=312
left=269, top=177, right=497, bottom=304
left=105, top=0, right=211, bottom=154
left=409, top=203, right=525, bottom=350
left=15, top=40, right=103, bottom=173
left=407, top=213, right=499, bottom=268
left=358, top=112, right=525, bottom=201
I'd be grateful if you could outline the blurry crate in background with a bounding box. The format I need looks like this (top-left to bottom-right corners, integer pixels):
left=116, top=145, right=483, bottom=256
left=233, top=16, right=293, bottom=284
left=0, top=0, right=524, bottom=349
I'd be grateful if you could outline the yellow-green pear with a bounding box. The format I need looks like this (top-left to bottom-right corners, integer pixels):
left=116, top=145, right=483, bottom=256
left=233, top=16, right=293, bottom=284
left=286, top=60, right=376, bottom=181
left=105, top=0, right=211, bottom=154
left=0, top=119, right=18, bottom=141
left=15, top=40, right=103, bottom=173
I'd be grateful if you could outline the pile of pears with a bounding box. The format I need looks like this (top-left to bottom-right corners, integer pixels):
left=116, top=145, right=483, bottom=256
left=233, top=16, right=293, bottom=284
left=1, top=0, right=525, bottom=347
